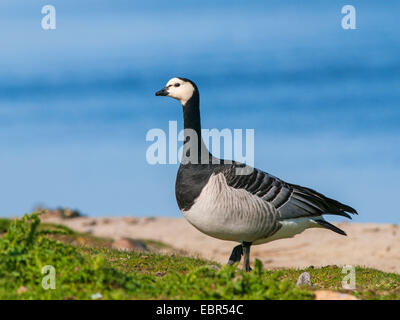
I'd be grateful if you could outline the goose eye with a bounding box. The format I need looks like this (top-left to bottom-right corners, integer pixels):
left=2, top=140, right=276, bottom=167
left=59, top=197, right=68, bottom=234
left=174, top=83, right=181, bottom=87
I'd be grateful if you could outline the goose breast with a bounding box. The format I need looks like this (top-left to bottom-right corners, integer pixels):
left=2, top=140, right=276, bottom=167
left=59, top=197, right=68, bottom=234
left=182, top=173, right=281, bottom=242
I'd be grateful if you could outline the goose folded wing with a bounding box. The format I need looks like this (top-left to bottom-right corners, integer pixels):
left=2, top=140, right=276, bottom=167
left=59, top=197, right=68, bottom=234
left=222, top=163, right=357, bottom=220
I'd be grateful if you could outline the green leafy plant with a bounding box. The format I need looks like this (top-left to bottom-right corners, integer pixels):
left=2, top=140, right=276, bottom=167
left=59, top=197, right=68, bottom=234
left=0, top=212, right=399, bottom=300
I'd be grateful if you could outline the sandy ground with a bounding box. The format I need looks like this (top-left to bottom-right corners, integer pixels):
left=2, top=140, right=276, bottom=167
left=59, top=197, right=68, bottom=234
left=44, top=216, right=400, bottom=274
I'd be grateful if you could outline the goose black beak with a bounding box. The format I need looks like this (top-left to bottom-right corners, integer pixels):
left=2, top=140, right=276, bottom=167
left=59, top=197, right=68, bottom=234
left=155, top=87, right=168, bottom=96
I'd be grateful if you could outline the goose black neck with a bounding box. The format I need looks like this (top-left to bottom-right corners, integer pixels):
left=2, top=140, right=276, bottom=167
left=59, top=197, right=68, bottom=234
left=182, top=91, right=201, bottom=135
left=181, top=91, right=209, bottom=164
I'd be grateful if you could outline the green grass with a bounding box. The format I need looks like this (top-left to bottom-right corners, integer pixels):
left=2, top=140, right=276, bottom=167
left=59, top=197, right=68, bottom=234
left=0, top=218, right=11, bottom=234
left=0, top=212, right=399, bottom=300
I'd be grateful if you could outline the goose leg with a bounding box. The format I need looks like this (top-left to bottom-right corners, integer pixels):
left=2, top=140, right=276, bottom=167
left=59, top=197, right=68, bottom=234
left=242, top=241, right=252, bottom=272
left=227, top=244, right=243, bottom=265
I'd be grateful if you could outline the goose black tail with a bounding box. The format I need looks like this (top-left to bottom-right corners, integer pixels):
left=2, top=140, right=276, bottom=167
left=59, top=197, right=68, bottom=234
left=315, top=219, right=347, bottom=236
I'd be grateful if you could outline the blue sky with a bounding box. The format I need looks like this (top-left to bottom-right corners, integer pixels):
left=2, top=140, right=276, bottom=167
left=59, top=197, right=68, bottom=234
left=0, top=1, right=399, bottom=222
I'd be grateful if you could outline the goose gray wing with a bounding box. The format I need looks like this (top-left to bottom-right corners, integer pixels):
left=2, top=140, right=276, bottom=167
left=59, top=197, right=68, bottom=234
left=221, top=162, right=357, bottom=220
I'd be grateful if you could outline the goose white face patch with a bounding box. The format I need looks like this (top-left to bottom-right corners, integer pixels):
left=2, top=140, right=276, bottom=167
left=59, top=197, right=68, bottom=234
left=164, top=77, right=195, bottom=105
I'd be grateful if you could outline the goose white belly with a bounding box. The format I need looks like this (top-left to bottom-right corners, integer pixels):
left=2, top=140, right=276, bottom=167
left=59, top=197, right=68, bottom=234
left=182, top=173, right=322, bottom=244
left=252, top=217, right=321, bottom=245
left=182, top=173, right=281, bottom=242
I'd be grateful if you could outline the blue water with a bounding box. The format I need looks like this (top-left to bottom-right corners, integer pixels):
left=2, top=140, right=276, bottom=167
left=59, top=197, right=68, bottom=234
left=0, top=0, right=399, bottom=222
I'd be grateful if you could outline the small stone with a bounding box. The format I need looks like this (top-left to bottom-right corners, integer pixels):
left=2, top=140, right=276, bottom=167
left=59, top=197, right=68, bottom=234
left=314, top=290, right=358, bottom=300
left=91, top=292, right=103, bottom=300
left=142, top=217, right=156, bottom=224
left=83, top=219, right=97, bottom=226
left=208, top=265, right=220, bottom=271
left=296, top=272, right=312, bottom=287
left=63, top=208, right=81, bottom=219
left=17, top=286, right=28, bottom=295
left=123, top=217, right=139, bottom=225
left=112, top=238, right=148, bottom=252
left=155, top=272, right=166, bottom=277
left=37, top=207, right=82, bottom=220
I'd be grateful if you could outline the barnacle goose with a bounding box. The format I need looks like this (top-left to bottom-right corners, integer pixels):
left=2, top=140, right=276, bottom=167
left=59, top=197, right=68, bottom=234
left=155, top=77, right=357, bottom=271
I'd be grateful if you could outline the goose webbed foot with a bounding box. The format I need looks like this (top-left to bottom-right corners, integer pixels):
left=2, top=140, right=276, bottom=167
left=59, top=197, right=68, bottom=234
left=242, top=241, right=252, bottom=272
left=227, top=244, right=243, bottom=265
